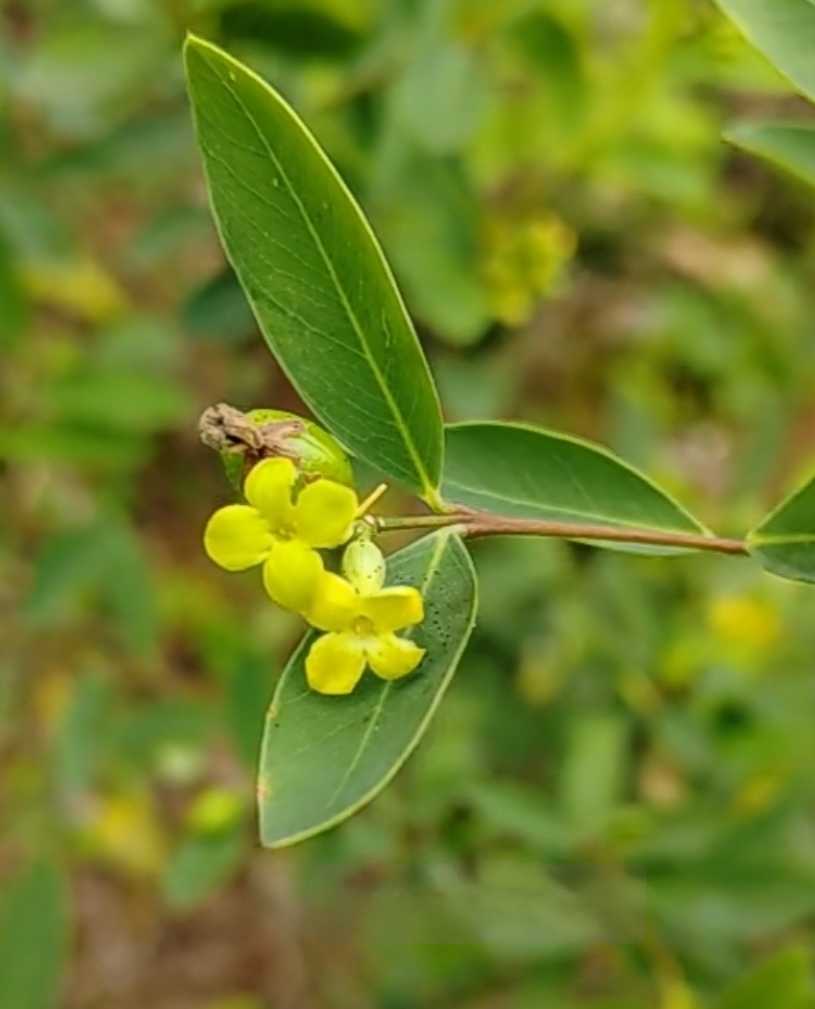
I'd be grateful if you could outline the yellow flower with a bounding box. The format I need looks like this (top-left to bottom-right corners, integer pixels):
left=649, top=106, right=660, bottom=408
left=203, top=457, right=357, bottom=613
left=304, top=572, right=426, bottom=695
left=707, top=594, right=781, bottom=652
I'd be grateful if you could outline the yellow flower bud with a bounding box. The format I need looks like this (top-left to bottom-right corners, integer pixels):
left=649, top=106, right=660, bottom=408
left=342, top=536, right=386, bottom=594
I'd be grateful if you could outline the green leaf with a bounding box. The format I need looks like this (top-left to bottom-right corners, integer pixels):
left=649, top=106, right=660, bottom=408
left=508, top=11, right=587, bottom=141
left=226, top=654, right=274, bottom=769
left=0, top=860, right=70, bottom=1009
left=0, top=227, right=28, bottom=347
left=712, top=946, right=812, bottom=1009
left=395, top=42, right=490, bottom=155
left=559, top=713, right=629, bottom=840
left=258, top=530, right=477, bottom=848
left=220, top=1, right=367, bottom=62
left=183, top=36, right=444, bottom=501
left=726, top=121, right=815, bottom=188
left=16, top=21, right=167, bottom=136
left=468, top=780, right=575, bottom=854
left=441, top=422, right=709, bottom=554
left=747, top=471, right=815, bottom=581
left=375, top=152, right=489, bottom=347
left=54, top=672, right=111, bottom=793
left=163, top=828, right=246, bottom=911
left=714, top=0, right=815, bottom=103
left=182, top=266, right=256, bottom=343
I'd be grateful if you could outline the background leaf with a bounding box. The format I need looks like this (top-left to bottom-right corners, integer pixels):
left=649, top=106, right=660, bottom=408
left=748, top=471, right=815, bottom=581
left=8, top=3, right=815, bottom=1004
left=163, top=827, right=246, bottom=911
left=0, top=860, right=71, bottom=1009
left=395, top=42, right=490, bottom=156
left=726, top=122, right=815, bottom=189
left=182, top=266, right=256, bottom=343
left=442, top=422, right=708, bottom=554
left=184, top=36, right=444, bottom=500
left=712, top=946, right=812, bottom=1009
left=15, top=20, right=168, bottom=137
left=258, top=530, right=477, bottom=847
left=219, top=0, right=367, bottom=62
left=372, top=151, right=490, bottom=347
left=558, top=713, right=629, bottom=841
left=0, top=227, right=28, bottom=346
left=714, top=0, right=815, bottom=102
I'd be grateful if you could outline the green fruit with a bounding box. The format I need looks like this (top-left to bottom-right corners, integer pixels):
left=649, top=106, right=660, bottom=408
left=221, top=408, right=354, bottom=492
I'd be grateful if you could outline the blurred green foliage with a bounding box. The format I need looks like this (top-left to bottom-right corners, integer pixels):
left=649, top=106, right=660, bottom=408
left=4, top=0, right=815, bottom=1006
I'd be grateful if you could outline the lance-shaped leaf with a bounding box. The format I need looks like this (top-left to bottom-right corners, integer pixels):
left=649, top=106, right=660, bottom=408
left=0, top=860, right=70, bottom=1009
left=442, top=422, right=709, bottom=555
left=714, top=0, right=815, bottom=103
left=726, top=122, right=815, bottom=190
left=748, top=471, right=815, bottom=582
left=258, top=530, right=476, bottom=848
left=184, top=36, right=443, bottom=501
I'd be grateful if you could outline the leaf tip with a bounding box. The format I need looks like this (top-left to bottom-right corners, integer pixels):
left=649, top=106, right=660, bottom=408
left=182, top=33, right=223, bottom=75
left=182, top=31, right=204, bottom=57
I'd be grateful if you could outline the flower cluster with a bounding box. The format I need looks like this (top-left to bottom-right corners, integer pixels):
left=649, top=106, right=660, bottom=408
left=203, top=457, right=425, bottom=695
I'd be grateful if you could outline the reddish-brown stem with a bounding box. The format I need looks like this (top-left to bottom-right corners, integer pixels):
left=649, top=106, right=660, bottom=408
left=374, top=508, right=748, bottom=556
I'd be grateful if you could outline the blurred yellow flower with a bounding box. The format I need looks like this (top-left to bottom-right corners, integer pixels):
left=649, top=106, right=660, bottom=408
left=204, top=457, right=357, bottom=613
left=707, top=594, right=781, bottom=652
left=732, top=770, right=784, bottom=816
left=23, top=256, right=127, bottom=322
left=304, top=572, right=425, bottom=695
left=483, top=212, right=576, bottom=326
left=186, top=787, right=246, bottom=834
left=659, top=978, right=699, bottom=1009
left=515, top=653, right=563, bottom=707
left=81, top=793, right=166, bottom=877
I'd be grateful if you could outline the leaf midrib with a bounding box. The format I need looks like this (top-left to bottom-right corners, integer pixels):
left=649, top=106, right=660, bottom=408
left=197, top=42, right=433, bottom=494
left=751, top=531, right=815, bottom=546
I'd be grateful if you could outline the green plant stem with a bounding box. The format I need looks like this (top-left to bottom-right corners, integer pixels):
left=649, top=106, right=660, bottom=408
left=374, top=509, right=748, bottom=556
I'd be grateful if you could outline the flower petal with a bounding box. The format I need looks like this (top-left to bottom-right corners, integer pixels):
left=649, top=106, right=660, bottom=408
left=362, top=586, right=424, bottom=633
left=203, top=504, right=273, bottom=571
left=306, top=633, right=367, bottom=695
left=367, top=633, right=425, bottom=680
left=244, top=458, right=297, bottom=530
left=262, top=539, right=324, bottom=613
left=305, top=572, right=361, bottom=632
left=293, top=479, right=357, bottom=548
